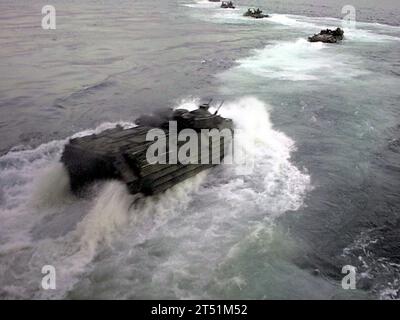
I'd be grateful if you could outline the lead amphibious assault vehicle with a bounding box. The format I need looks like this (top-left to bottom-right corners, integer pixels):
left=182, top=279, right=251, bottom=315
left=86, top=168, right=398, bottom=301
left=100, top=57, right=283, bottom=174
left=61, top=101, right=234, bottom=196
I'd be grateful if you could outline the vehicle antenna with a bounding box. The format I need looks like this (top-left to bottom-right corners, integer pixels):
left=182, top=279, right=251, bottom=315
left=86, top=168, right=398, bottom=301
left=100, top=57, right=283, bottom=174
left=214, top=101, right=224, bottom=115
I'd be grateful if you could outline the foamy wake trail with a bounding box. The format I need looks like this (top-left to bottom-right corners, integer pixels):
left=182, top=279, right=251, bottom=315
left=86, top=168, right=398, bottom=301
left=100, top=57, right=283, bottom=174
left=0, top=116, right=215, bottom=299
left=73, top=97, right=311, bottom=299
left=266, top=14, right=400, bottom=42
left=180, top=96, right=311, bottom=214
left=183, top=0, right=220, bottom=9
left=232, top=38, right=369, bottom=81
left=0, top=121, right=138, bottom=299
left=184, top=3, right=400, bottom=42
left=0, top=97, right=311, bottom=299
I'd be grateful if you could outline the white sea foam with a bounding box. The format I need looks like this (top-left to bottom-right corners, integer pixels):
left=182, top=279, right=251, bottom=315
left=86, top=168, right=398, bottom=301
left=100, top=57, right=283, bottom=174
left=0, top=96, right=312, bottom=299
left=183, top=0, right=220, bottom=9
left=342, top=230, right=400, bottom=300
left=267, top=14, right=400, bottom=42
left=185, top=3, right=400, bottom=43
left=231, top=38, right=368, bottom=81
left=30, top=163, right=73, bottom=208
left=268, top=14, right=320, bottom=29
left=0, top=121, right=136, bottom=299
left=64, top=97, right=312, bottom=299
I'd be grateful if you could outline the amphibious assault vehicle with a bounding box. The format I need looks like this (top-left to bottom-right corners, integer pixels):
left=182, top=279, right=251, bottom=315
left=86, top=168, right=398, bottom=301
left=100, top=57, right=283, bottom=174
left=308, top=28, right=344, bottom=43
left=243, top=8, right=269, bottom=19
left=221, top=1, right=235, bottom=9
left=61, top=102, right=234, bottom=196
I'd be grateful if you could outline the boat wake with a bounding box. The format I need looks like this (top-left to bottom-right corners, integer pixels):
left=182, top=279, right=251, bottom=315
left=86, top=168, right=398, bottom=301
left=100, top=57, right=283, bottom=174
left=69, top=97, right=312, bottom=299
left=227, top=38, right=369, bottom=82
left=183, top=1, right=400, bottom=43
left=0, top=97, right=310, bottom=299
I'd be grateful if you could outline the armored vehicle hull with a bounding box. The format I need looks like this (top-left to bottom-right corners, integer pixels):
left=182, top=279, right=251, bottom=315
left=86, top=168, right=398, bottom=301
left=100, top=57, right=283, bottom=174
left=243, top=8, right=269, bottom=19
left=308, top=28, right=344, bottom=43
left=221, top=1, right=235, bottom=9
left=61, top=105, right=233, bottom=196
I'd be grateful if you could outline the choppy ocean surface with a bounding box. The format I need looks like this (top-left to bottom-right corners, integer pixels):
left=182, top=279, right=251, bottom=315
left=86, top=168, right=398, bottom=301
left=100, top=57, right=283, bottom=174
left=0, top=0, right=399, bottom=299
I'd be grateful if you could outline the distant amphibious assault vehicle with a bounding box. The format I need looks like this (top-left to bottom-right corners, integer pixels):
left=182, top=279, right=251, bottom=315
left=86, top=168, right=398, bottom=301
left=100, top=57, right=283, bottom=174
left=221, top=1, right=235, bottom=9
left=61, top=102, right=234, bottom=196
left=308, top=28, right=344, bottom=43
left=243, top=8, right=269, bottom=19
